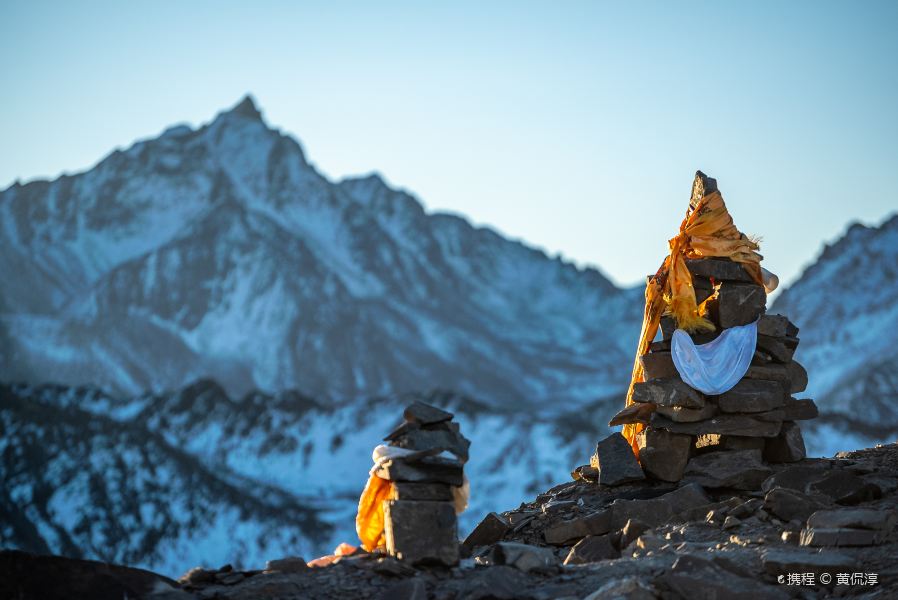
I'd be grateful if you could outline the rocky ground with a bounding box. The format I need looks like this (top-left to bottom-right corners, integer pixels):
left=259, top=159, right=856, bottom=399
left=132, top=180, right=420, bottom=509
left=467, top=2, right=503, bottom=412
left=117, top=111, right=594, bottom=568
left=3, top=443, right=897, bottom=599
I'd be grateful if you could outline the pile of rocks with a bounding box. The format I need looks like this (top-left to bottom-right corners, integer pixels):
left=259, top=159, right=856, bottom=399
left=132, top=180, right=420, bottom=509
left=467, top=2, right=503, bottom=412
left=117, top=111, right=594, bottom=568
left=605, top=256, right=818, bottom=489
left=377, top=401, right=470, bottom=567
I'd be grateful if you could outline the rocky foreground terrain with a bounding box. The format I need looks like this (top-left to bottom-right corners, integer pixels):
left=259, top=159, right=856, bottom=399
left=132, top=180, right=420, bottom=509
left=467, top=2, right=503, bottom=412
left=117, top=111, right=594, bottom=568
left=3, top=442, right=896, bottom=599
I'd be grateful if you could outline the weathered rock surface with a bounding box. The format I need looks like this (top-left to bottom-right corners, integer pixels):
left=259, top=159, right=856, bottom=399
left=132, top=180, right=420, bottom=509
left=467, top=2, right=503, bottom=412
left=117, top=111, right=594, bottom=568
left=592, top=433, right=645, bottom=487
left=402, top=401, right=453, bottom=425
left=639, top=351, right=679, bottom=380
left=717, top=379, right=786, bottom=413
left=683, top=449, right=773, bottom=490
left=636, top=427, right=692, bottom=482
left=763, top=421, right=806, bottom=463
left=654, top=403, right=717, bottom=422
left=375, top=456, right=464, bottom=486
left=716, top=282, right=767, bottom=328
left=384, top=500, right=459, bottom=566
left=685, top=257, right=755, bottom=283
left=780, top=397, right=818, bottom=420
left=462, top=512, right=510, bottom=555
left=652, top=412, right=782, bottom=437
left=631, top=378, right=705, bottom=408
left=563, top=534, right=619, bottom=564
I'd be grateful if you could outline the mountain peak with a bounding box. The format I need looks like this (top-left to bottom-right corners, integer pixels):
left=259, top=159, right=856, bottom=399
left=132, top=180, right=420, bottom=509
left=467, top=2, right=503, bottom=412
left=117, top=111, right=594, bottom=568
left=228, top=94, right=263, bottom=120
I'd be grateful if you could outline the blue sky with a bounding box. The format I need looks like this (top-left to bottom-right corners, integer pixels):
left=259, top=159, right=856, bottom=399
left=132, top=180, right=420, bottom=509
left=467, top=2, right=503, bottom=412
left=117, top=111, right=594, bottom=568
left=2, top=1, right=896, bottom=288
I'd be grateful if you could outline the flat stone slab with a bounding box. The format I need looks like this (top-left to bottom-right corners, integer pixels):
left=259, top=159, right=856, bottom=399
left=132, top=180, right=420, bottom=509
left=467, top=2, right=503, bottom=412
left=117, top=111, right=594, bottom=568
left=657, top=554, right=789, bottom=600
left=806, top=470, right=882, bottom=504
left=544, top=510, right=611, bottom=545
left=562, top=534, right=619, bottom=564
left=786, top=361, right=808, bottom=393
left=763, top=487, right=828, bottom=522
left=757, top=314, right=799, bottom=338
left=716, top=282, right=767, bottom=328
left=756, top=334, right=796, bottom=363
left=639, top=352, right=680, bottom=380
left=799, top=527, right=882, bottom=547
left=462, top=512, right=510, bottom=554
left=389, top=424, right=471, bottom=462
left=403, top=401, right=453, bottom=425
left=761, top=548, right=856, bottom=576
left=391, top=482, right=454, bottom=501
left=376, top=456, right=464, bottom=486
left=718, top=379, right=786, bottom=413
left=592, top=433, right=645, bottom=487
left=609, top=483, right=710, bottom=530
left=807, top=508, right=897, bottom=531
left=490, top=542, right=557, bottom=573
left=651, top=412, right=782, bottom=437
left=683, top=449, right=773, bottom=490
left=631, top=378, right=705, bottom=408
left=780, top=398, right=818, bottom=420
left=685, top=258, right=755, bottom=283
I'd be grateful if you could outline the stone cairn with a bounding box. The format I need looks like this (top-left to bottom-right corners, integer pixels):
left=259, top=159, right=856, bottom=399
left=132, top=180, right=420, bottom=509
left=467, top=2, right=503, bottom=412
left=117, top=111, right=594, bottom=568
left=376, top=401, right=470, bottom=567
left=600, top=209, right=818, bottom=491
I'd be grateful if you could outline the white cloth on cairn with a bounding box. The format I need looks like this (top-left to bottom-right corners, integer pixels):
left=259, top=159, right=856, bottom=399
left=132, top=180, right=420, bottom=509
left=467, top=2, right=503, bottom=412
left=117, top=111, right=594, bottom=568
left=670, top=319, right=758, bottom=395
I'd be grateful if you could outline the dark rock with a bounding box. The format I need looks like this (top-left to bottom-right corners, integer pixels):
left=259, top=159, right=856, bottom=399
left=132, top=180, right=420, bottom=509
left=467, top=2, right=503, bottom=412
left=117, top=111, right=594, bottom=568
left=390, top=425, right=470, bottom=462
left=215, top=572, right=245, bottom=585
left=462, top=512, right=510, bottom=554
left=403, top=401, right=453, bottom=425
left=583, top=577, right=656, bottom=600
left=639, top=352, right=680, bottom=380
left=685, top=257, right=755, bottom=282
left=799, top=527, right=881, bottom=547
left=618, top=518, right=650, bottom=550
left=716, top=282, right=766, bottom=328
left=371, top=556, right=417, bottom=577
left=657, top=554, right=788, bottom=600
left=660, top=315, right=677, bottom=340
left=631, top=378, right=705, bottom=408
left=756, top=334, right=796, bottom=364
left=763, top=487, right=828, bottom=522
left=570, top=465, right=599, bottom=483
left=636, top=427, right=692, bottom=482
left=655, top=403, right=717, bottom=422
left=383, top=500, right=459, bottom=566
left=391, top=482, right=453, bottom=501
left=786, top=361, right=808, bottom=393
left=744, top=363, right=790, bottom=384
left=807, top=470, right=882, bottom=505
left=592, top=433, right=645, bottom=487
left=544, top=509, right=611, bottom=545
left=384, top=421, right=418, bottom=442
left=649, top=339, right=671, bottom=352
left=683, top=449, right=773, bottom=490
left=761, top=548, right=856, bottom=577
left=609, top=483, right=710, bottom=530
left=721, top=435, right=766, bottom=451
left=717, top=379, right=786, bottom=413
left=807, top=508, right=897, bottom=531
left=761, top=464, right=828, bottom=493
left=780, top=397, right=818, bottom=420
left=608, top=402, right=656, bottom=426
left=562, top=534, right=619, bottom=564
left=455, top=566, right=528, bottom=600
left=729, top=498, right=763, bottom=519
left=180, top=566, right=218, bottom=585
left=490, top=542, right=557, bottom=573
left=263, top=557, right=308, bottom=574
left=763, top=421, right=806, bottom=463
left=757, top=314, right=799, bottom=338
left=378, top=578, right=427, bottom=600
left=0, top=550, right=185, bottom=600
left=651, top=412, right=782, bottom=437
left=376, top=456, right=464, bottom=486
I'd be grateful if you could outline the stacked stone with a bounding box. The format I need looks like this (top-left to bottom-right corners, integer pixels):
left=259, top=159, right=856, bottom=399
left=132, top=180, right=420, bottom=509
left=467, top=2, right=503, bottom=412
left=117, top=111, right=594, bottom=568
left=625, top=255, right=819, bottom=487
left=376, top=401, right=470, bottom=566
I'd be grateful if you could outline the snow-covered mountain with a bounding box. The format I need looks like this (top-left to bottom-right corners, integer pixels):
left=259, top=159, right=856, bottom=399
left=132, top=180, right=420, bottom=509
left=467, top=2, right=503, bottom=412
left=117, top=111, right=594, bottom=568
left=1, top=380, right=609, bottom=576
left=771, top=214, right=898, bottom=455
left=0, top=96, right=642, bottom=407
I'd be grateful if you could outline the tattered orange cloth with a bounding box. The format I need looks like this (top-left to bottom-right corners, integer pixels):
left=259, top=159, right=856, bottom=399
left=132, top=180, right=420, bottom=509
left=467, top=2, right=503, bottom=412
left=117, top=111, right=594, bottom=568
left=356, top=473, right=392, bottom=551
left=621, top=174, right=764, bottom=458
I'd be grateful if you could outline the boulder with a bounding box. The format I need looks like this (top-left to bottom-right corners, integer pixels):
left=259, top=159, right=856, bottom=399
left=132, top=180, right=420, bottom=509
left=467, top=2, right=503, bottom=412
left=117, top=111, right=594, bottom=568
left=807, top=470, right=882, bottom=505
left=403, top=401, right=453, bottom=425
left=609, top=483, right=710, bottom=530
left=562, top=534, right=619, bottom=564
left=592, top=433, right=645, bottom=487
left=744, top=363, right=790, bottom=384
left=761, top=464, right=828, bottom=493
left=461, top=512, right=509, bottom=555
left=390, top=425, right=471, bottom=462
left=655, top=403, right=717, bottom=422
left=761, top=549, right=856, bottom=577
left=0, top=550, right=185, bottom=600
left=636, top=427, right=692, bottom=482
left=383, top=500, right=459, bottom=566
left=685, top=258, right=755, bottom=283
left=786, top=361, right=808, bottom=393
left=376, top=456, right=464, bottom=486
left=544, top=510, right=611, bottom=545
left=651, top=412, right=782, bottom=437
left=763, top=488, right=828, bottom=522
left=763, top=421, right=806, bottom=463
left=631, top=378, right=705, bottom=408
left=807, top=508, right=897, bottom=531
left=639, top=352, right=680, bottom=380
left=780, top=398, right=818, bottom=420
left=683, top=449, right=773, bottom=490
left=716, top=282, right=766, bottom=328
left=756, top=334, right=796, bottom=364
left=757, top=314, right=799, bottom=338
left=717, top=379, right=786, bottom=413
left=656, top=554, right=788, bottom=600
left=799, top=527, right=881, bottom=547
left=489, top=542, right=557, bottom=573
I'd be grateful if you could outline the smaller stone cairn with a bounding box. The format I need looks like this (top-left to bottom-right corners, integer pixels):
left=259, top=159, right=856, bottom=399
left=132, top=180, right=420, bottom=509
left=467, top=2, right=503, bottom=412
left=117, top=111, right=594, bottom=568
left=376, top=401, right=470, bottom=567
left=603, top=175, right=818, bottom=491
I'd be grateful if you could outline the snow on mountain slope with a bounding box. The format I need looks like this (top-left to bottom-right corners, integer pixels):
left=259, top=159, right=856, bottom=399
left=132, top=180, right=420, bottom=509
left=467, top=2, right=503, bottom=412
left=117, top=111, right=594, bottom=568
left=0, top=96, right=642, bottom=407
left=0, top=384, right=330, bottom=577
left=771, top=213, right=898, bottom=454
left=4, top=381, right=615, bottom=575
